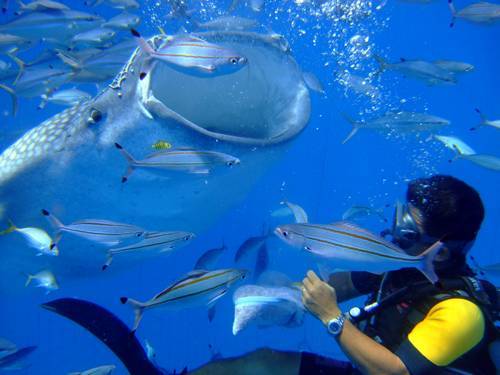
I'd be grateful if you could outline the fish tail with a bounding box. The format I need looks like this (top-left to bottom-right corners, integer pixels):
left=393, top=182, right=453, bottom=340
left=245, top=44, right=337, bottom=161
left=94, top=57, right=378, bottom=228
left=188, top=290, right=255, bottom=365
left=25, top=274, right=33, bottom=287
left=41, top=209, right=64, bottom=230
left=0, top=219, right=17, bottom=236
left=131, top=29, right=155, bottom=55
left=471, top=108, right=487, bottom=130
left=6, top=52, right=25, bottom=85
left=418, top=240, right=444, bottom=284
left=120, top=297, right=145, bottom=332
left=341, top=113, right=360, bottom=144
left=102, top=253, right=113, bottom=271
left=448, top=0, right=457, bottom=27
left=114, top=143, right=136, bottom=183
left=373, top=54, right=388, bottom=74
left=0, top=83, right=18, bottom=116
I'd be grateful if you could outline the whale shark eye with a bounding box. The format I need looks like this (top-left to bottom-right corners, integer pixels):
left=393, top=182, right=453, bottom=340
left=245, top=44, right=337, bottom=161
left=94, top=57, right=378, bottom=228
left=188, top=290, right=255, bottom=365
left=88, top=109, right=102, bottom=125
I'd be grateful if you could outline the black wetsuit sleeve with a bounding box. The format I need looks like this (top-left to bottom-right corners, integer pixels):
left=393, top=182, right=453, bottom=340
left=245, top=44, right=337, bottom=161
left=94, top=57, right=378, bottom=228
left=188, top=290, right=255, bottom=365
left=350, top=272, right=382, bottom=295
left=395, top=340, right=442, bottom=375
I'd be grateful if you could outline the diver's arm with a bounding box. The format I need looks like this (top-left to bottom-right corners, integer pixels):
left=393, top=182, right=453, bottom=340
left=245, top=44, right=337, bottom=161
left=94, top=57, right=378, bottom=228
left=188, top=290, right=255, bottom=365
left=335, top=320, right=409, bottom=375
left=303, top=271, right=409, bottom=375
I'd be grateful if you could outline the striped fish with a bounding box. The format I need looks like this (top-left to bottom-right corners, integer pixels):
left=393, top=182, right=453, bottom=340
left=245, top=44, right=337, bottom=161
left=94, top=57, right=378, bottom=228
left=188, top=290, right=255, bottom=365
left=103, top=230, right=195, bottom=269
left=115, top=143, right=240, bottom=182
left=274, top=221, right=442, bottom=283
left=41, top=209, right=144, bottom=246
left=120, top=268, right=247, bottom=331
left=131, top=29, right=247, bottom=76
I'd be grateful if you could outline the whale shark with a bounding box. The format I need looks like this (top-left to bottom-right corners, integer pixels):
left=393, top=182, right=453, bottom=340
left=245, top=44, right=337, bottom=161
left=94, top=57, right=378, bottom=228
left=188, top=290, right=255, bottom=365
left=0, top=31, right=311, bottom=294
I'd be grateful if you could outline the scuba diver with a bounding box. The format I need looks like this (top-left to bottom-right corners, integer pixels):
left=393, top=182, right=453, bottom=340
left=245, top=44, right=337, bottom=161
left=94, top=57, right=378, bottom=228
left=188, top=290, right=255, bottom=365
left=42, top=175, right=499, bottom=374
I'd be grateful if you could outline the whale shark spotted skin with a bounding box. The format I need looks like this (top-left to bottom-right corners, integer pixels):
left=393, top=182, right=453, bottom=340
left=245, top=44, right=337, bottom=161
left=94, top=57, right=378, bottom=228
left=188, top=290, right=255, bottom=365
left=0, top=31, right=311, bottom=292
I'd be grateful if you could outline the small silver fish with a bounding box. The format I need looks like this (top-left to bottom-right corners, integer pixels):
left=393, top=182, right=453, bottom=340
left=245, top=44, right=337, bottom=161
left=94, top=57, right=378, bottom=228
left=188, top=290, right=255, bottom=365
left=145, top=340, right=157, bottom=365
left=274, top=221, right=443, bottom=283
left=342, top=111, right=450, bottom=144
left=434, top=135, right=475, bottom=155
left=68, top=365, right=116, bottom=375
left=472, top=108, right=500, bottom=131
left=85, top=0, right=139, bottom=9
left=194, top=242, right=227, bottom=270
left=196, top=16, right=258, bottom=31
left=0, top=33, right=32, bottom=53
left=455, top=152, right=500, bottom=171
left=120, top=268, right=247, bottom=331
left=449, top=0, right=500, bottom=26
left=102, top=12, right=140, bottom=29
left=338, top=71, right=380, bottom=99
left=38, top=88, right=91, bottom=109
left=302, top=72, right=325, bottom=94
left=115, top=143, right=240, bottom=182
left=0, top=220, right=58, bottom=256
left=433, top=60, right=474, bottom=73
left=132, top=30, right=247, bottom=76
left=234, top=235, right=268, bottom=263
left=71, top=28, right=116, bottom=47
left=15, top=0, right=69, bottom=14
left=41, top=209, right=145, bottom=246
left=103, top=231, right=195, bottom=269
left=342, top=205, right=387, bottom=222
left=25, top=270, right=59, bottom=293
left=249, top=0, right=265, bottom=12
left=0, top=338, right=16, bottom=355
left=374, top=55, right=457, bottom=85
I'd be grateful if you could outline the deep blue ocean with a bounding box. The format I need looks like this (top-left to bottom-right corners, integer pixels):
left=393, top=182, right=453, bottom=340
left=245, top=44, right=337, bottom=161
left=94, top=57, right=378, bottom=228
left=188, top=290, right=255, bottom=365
left=0, top=0, right=499, bottom=373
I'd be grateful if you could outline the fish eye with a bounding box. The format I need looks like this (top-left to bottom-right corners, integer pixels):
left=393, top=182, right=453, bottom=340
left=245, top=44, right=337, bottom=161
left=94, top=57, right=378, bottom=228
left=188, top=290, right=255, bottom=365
left=282, top=231, right=289, bottom=237
left=227, top=161, right=234, bottom=166
left=230, top=57, right=238, bottom=64
left=184, top=235, right=191, bottom=241
left=88, top=109, right=102, bottom=124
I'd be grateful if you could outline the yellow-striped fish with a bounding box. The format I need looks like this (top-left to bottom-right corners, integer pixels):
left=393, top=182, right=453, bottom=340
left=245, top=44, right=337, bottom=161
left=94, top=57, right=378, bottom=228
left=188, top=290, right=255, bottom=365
left=120, top=268, right=247, bottom=332
left=151, top=140, right=172, bottom=151
left=275, top=221, right=442, bottom=283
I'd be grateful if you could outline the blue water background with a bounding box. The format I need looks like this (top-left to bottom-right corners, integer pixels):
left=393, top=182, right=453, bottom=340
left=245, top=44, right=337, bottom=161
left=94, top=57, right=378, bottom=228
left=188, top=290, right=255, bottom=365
left=0, top=0, right=499, bottom=373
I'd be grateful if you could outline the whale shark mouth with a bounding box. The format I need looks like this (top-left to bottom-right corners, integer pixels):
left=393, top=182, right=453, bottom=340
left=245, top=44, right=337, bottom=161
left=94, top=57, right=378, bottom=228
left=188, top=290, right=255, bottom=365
left=146, top=31, right=311, bottom=146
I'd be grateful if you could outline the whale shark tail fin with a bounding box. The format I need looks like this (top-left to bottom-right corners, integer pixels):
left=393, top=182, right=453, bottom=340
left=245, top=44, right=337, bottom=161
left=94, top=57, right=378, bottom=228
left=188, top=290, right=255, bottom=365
left=41, top=298, right=162, bottom=374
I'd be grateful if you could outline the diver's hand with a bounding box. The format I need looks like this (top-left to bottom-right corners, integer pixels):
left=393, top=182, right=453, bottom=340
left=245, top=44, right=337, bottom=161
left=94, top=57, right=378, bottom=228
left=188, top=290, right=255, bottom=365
left=302, top=270, right=342, bottom=325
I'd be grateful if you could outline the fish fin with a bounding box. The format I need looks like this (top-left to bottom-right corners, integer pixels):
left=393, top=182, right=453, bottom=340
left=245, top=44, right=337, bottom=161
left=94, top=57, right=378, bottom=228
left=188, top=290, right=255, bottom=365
left=448, top=0, right=456, bottom=27
left=41, top=209, right=64, bottom=230
left=114, top=143, right=137, bottom=182
left=191, top=169, right=210, bottom=174
left=131, top=29, right=156, bottom=55
left=373, top=54, right=388, bottom=75
left=341, top=113, right=360, bottom=144
left=0, top=219, right=17, bottom=235
left=102, top=253, right=113, bottom=270
left=418, top=241, right=444, bottom=284
left=208, top=305, right=216, bottom=322
left=25, top=274, right=33, bottom=287
left=6, top=52, right=25, bottom=85
left=0, top=83, right=18, bottom=116
left=282, top=201, right=308, bottom=223
left=120, top=297, right=146, bottom=332
left=472, top=108, right=487, bottom=130
left=207, top=289, right=227, bottom=306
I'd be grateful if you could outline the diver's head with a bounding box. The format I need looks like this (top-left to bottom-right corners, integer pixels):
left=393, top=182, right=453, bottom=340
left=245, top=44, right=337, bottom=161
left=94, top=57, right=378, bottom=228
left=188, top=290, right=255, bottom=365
left=391, top=175, right=484, bottom=268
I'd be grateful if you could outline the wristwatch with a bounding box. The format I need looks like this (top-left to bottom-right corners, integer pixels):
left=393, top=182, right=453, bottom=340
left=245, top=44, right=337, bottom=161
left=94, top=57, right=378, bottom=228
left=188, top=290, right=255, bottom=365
left=327, top=313, right=346, bottom=336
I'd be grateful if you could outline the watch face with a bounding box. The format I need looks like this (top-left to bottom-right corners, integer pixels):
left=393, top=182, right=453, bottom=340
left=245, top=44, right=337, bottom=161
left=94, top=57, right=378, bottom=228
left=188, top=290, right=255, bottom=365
left=328, top=320, right=341, bottom=335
